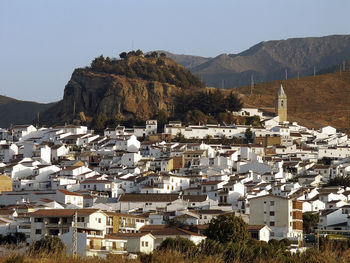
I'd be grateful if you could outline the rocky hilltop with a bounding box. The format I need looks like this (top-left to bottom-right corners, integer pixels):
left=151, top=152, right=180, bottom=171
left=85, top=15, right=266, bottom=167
left=40, top=53, right=204, bottom=126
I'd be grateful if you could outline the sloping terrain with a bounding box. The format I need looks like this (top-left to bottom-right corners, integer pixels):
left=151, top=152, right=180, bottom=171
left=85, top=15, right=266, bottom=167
left=166, top=35, right=350, bottom=89
left=234, top=69, right=350, bottom=132
left=0, top=96, right=54, bottom=128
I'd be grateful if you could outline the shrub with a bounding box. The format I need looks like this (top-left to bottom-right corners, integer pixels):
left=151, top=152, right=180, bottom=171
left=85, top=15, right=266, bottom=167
left=4, top=254, right=24, bottom=263
left=205, top=214, right=249, bottom=244
left=29, top=236, right=65, bottom=257
left=158, top=237, right=197, bottom=258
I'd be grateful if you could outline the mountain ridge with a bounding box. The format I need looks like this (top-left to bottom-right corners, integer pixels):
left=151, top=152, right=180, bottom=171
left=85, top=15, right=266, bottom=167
left=0, top=95, right=54, bottom=128
left=161, top=34, right=350, bottom=89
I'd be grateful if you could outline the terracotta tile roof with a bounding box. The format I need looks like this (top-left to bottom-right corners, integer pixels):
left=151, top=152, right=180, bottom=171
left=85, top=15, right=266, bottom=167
left=109, top=232, right=154, bottom=238
left=104, top=211, right=147, bottom=219
left=140, top=225, right=205, bottom=237
left=104, top=234, right=127, bottom=240
left=248, top=225, right=267, bottom=231
left=30, top=209, right=100, bottom=217
left=194, top=209, right=225, bottom=215
left=201, top=180, right=223, bottom=185
left=0, top=209, right=15, bottom=216
left=80, top=180, right=111, bottom=184
left=57, top=189, right=84, bottom=197
left=118, top=194, right=207, bottom=203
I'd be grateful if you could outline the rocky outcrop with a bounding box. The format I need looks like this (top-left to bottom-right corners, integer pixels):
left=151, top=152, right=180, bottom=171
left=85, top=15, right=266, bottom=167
left=40, top=68, right=183, bottom=125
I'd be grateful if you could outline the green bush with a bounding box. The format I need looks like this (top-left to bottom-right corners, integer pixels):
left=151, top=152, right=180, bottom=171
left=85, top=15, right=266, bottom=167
left=205, top=214, right=249, bottom=244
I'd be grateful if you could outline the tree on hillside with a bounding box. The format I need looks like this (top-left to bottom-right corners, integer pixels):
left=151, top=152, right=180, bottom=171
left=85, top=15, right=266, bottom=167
left=204, top=214, right=249, bottom=244
left=135, top=49, right=143, bottom=56
left=245, top=128, right=253, bottom=143
left=90, top=113, right=108, bottom=133
left=303, top=212, right=319, bottom=234
left=91, top=55, right=105, bottom=70
left=225, top=92, right=243, bottom=112
left=119, top=52, right=127, bottom=59
left=147, top=51, right=158, bottom=58
left=245, top=116, right=261, bottom=126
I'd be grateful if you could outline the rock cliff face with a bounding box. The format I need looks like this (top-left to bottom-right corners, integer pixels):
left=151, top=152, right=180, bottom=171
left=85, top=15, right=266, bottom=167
left=40, top=68, right=182, bottom=125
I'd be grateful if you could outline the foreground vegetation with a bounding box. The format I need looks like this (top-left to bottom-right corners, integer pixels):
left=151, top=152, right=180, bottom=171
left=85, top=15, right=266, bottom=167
left=2, top=244, right=350, bottom=263
left=4, top=215, right=350, bottom=263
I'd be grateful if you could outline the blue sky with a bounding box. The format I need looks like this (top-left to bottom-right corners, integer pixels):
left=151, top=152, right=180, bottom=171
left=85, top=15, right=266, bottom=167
left=1, top=0, right=350, bottom=103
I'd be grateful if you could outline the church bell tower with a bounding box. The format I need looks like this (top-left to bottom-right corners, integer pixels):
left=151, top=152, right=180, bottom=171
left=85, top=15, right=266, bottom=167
left=275, top=84, right=287, bottom=122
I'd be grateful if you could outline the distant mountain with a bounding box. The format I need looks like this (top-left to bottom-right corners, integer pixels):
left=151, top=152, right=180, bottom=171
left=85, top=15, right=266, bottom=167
left=163, top=35, right=350, bottom=89
left=154, top=51, right=211, bottom=69
left=0, top=96, right=54, bottom=128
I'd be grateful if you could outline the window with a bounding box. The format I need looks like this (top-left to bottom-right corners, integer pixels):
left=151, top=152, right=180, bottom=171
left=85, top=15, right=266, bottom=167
left=34, top=218, right=43, bottom=222
left=98, top=218, right=101, bottom=223
left=35, top=229, right=42, bottom=235
left=270, top=201, right=275, bottom=206
left=142, top=241, right=144, bottom=247
left=270, top=222, right=275, bottom=226
left=270, top=211, right=275, bottom=216
left=145, top=241, right=149, bottom=247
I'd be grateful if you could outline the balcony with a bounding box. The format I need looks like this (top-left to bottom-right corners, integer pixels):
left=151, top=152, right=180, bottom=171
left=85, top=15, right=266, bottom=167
left=120, top=223, right=136, bottom=228
left=292, top=200, right=303, bottom=210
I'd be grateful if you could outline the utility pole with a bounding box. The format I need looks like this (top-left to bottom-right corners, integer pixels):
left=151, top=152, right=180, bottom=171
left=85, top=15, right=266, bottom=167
left=72, top=211, right=78, bottom=257
left=340, top=64, right=342, bottom=76
left=285, top=69, right=288, bottom=80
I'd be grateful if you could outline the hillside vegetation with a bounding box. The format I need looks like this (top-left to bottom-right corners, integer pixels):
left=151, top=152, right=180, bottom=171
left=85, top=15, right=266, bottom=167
left=235, top=68, right=350, bottom=132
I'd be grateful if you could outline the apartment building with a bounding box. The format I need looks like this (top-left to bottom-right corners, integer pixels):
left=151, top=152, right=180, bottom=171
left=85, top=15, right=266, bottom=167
left=30, top=209, right=108, bottom=242
left=249, top=195, right=303, bottom=243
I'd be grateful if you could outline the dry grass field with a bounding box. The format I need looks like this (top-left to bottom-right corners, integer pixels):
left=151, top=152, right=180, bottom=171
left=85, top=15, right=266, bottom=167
left=234, top=70, right=350, bottom=133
